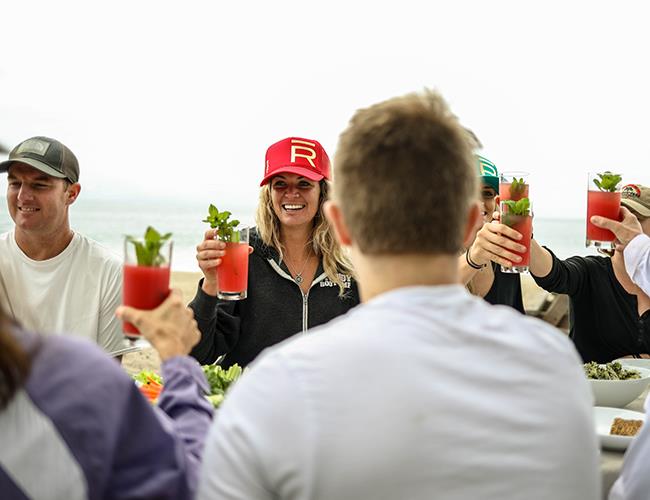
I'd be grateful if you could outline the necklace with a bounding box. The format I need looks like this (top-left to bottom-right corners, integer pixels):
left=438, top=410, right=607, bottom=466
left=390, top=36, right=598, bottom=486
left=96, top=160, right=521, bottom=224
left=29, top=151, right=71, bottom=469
left=286, top=248, right=313, bottom=284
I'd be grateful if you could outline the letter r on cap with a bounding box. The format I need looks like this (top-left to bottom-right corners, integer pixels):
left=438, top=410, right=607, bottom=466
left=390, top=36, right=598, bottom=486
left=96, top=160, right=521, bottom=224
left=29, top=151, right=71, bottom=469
left=291, top=139, right=317, bottom=168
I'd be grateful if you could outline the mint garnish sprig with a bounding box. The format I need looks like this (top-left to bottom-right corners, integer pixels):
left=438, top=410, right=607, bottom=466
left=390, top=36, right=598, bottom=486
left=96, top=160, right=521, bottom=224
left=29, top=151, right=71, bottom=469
left=510, top=177, right=527, bottom=198
left=593, top=171, right=622, bottom=192
left=126, top=226, right=172, bottom=267
left=503, top=197, right=531, bottom=216
left=203, top=204, right=241, bottom=242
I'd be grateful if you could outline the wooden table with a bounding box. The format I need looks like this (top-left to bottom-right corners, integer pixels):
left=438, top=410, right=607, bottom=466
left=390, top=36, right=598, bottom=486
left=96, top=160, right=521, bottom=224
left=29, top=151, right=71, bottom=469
left=600, top=386, right=648, bottom=498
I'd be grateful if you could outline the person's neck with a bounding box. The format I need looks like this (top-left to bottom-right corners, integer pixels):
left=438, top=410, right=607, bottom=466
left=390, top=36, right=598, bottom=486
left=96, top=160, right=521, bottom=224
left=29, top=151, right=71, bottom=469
left=353, top=252, right=460, bottom=302
left=14, top=225, right=75, bottom=261
left=280, top=224, right=313, bottom=258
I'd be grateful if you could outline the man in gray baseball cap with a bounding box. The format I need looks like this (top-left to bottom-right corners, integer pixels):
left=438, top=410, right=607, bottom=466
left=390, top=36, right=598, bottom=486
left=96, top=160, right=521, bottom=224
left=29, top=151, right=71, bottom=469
left=0, top=136, right=124, bottom=354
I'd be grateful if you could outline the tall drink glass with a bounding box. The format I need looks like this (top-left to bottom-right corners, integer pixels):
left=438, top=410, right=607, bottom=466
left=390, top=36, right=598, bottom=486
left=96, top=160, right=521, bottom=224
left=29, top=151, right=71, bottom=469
left=499, top=172, right=530, bottom=202
left=217, top=226, right=250, bottom=300
left=123, top=237, right=173, bottom=341
left=500, top=199, right=533, bottom=274
left=586, top=172, right=621, bottom=249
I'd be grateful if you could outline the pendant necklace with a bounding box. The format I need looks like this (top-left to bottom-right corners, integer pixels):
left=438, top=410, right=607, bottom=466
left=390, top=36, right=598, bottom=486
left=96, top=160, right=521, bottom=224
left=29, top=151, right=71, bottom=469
left=287, top=249, right=312, bottom=285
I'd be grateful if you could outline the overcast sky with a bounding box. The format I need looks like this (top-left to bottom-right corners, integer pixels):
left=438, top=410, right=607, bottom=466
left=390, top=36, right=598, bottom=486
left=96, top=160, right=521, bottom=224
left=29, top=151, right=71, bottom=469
left=1, top=0, right=649, bottom=218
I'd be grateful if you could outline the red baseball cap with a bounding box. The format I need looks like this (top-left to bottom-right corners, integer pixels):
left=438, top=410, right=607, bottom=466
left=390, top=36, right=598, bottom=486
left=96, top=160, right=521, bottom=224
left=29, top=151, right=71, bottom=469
left=260, top=137, right=331, bottom=186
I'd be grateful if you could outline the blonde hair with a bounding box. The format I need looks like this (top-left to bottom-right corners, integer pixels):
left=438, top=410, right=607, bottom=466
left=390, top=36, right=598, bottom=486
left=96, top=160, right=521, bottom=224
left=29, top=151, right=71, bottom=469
left=255, top=180, right=353, bottom=294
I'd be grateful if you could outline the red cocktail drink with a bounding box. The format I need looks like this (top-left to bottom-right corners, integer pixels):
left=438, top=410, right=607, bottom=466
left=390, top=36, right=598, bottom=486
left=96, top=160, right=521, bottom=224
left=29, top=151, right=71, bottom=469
left=499, top=172, right=530, bottom=201
left=217, top=242, right=249, bottom=298
left=586, top=191, right=621, bottom=246
left=502, top=214, right=532, bottom=272
left=216, top=226, right=250, bottom=300
left=123, top=264, right=171, bottom=336
left=500, top=199, right=533, bottom=274
left=122, top=231, right=173, bottom=339
left=585, top=172, right=622, bottom=249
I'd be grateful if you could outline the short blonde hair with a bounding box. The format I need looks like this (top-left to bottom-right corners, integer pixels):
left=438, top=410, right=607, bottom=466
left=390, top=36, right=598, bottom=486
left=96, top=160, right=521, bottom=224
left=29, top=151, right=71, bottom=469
left=256, top=180, right=352, bottom=293
left=333, top=89, right=477, bottom=255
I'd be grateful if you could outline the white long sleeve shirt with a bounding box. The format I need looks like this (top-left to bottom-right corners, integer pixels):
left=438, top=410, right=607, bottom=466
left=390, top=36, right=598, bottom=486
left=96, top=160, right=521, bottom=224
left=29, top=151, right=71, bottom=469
left=198, top=285, right=600, bottom=500
left=624, top=234, right=650, bottom=297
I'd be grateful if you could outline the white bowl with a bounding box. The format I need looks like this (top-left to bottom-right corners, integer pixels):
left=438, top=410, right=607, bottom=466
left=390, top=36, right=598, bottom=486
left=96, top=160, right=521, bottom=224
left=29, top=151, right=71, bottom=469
left=589, top=366, right=650, bottom=408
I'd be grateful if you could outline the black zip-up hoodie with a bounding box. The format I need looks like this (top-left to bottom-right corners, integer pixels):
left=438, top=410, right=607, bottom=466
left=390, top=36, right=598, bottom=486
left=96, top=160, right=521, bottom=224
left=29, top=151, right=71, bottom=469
left=189, top=228, right=360, bottom=368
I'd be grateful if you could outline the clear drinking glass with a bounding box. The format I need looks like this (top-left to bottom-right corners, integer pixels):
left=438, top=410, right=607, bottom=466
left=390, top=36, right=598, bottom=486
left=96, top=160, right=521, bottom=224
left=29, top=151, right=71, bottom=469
left=500, top=200, right=533, bottom=274
left=216, top=226, right=250, bottom=300
left=499, top=171, right=530, bottom=202
left=122, top=237, right=173, bottom=343
left=586, top=172, right=622, bottom=249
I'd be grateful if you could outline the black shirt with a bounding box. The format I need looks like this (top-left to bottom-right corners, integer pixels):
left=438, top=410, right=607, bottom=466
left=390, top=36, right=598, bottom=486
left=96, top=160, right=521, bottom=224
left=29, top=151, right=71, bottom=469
left=189, top=229, right=360, bottom=368
left=483, top=263, right=525, bottom=314
left=532, top=248, right=650, bottom=362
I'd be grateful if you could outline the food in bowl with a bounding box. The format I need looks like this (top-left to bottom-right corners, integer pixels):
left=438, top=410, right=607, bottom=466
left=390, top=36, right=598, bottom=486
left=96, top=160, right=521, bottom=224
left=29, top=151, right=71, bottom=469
left=610, top=417, right=643, bottom=436
left=584, top=361, right=641, bottom=380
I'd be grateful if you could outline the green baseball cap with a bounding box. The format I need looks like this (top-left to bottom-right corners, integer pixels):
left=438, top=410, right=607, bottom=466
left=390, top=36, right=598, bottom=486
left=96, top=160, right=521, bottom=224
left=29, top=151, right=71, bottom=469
left=477, top=155, right=498, bottom=193
left=0, top=136, right=79, bottom=183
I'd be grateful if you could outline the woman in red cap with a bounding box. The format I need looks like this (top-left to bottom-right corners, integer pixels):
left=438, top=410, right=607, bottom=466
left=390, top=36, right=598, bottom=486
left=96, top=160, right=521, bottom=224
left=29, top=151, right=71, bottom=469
left=189, top=137, right=359, bottom=368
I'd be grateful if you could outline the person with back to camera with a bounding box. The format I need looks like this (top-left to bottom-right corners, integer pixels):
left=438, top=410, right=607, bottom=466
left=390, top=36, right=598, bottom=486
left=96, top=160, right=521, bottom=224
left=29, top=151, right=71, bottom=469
left=0, top=289, right=213, bottom=499
left=196, top=90, right=599, bottom=500
left=190, top=137, right=359, bottom=368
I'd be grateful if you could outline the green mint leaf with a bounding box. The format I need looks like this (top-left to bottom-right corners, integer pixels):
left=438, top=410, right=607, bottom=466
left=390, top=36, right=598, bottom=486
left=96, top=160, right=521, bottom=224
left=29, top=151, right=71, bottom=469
left=503, top=197, right=530, bottom=216
left=595, top=171, right=622, bottom=192
left=127, top=226, right=172, bottom=266
left=203, top=204, right=242, bottom=242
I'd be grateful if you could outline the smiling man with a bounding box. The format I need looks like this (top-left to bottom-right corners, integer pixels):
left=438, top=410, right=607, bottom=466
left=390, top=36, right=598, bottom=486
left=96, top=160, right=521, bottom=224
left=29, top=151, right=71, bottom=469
left=0, top=136, right=123, bottom=353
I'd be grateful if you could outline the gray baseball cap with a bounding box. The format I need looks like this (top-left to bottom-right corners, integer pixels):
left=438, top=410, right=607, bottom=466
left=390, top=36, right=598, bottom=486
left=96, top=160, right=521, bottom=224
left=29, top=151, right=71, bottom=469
left=0, top=136, right=79, bottom=183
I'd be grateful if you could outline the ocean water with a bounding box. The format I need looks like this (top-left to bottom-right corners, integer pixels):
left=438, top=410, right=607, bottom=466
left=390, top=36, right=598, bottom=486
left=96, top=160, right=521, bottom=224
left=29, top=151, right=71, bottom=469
left=0, top=198, right=599, bottom=271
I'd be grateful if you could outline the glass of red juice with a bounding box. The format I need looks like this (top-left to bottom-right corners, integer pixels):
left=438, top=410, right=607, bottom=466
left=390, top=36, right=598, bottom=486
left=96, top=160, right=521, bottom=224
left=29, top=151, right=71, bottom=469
left=586, top=172, right=621, bottom=249
left=499, top=172, right=530, bottom=202
left=123, top=238, right=173, bottom=340
left=216, top=226, right=250, bottom=300
left=499, top=199, right=533, bottom=274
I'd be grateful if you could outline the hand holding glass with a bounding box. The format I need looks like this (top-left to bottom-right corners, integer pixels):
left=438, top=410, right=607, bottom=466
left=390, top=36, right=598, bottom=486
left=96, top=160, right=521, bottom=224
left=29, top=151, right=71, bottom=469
left=586, top=172, right=622, bottom=249
left=216, top=226, right=250, bottom=301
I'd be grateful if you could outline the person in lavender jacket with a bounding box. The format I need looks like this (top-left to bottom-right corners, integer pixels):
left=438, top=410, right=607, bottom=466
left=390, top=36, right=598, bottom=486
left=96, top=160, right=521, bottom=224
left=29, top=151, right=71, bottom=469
left=0, top=290, right=213, bottom=500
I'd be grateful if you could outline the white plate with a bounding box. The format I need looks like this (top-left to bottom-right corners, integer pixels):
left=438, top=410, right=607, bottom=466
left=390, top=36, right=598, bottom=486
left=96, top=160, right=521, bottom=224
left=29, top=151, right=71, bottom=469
left=594, top=406, right=645, bottom=451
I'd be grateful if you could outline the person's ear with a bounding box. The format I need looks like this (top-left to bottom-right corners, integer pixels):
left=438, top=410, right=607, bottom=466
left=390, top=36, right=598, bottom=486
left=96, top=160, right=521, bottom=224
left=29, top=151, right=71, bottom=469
left=66, top=183, right=81, bottom=205
left=463, top=201, right=482, bottom=248
left=323, top=200, right=352, bottom=246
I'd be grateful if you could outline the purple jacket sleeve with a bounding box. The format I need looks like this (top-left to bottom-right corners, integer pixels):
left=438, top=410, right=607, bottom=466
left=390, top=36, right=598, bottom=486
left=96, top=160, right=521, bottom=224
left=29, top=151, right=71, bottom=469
left=22, top=334, right=213, bottom=500
left=108, top=356, right=214, bottom=499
